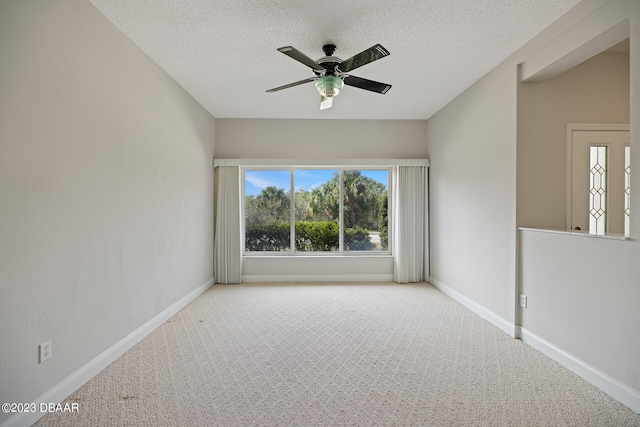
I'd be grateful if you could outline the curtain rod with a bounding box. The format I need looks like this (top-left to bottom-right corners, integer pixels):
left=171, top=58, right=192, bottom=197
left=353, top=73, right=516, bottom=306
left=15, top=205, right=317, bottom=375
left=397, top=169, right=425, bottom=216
left=213, top=158, right=429, bottom=167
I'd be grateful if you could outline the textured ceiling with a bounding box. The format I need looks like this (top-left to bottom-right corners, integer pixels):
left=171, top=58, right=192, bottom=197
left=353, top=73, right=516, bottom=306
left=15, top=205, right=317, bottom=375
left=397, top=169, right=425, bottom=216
left=89, top=0, right=582, bottom=120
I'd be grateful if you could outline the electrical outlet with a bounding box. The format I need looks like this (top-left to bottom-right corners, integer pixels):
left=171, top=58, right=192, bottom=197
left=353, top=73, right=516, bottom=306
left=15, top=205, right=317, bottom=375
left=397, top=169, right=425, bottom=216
left=40, top=340, right=52, bottom=363
left=520, top=295, right=528, bottom=308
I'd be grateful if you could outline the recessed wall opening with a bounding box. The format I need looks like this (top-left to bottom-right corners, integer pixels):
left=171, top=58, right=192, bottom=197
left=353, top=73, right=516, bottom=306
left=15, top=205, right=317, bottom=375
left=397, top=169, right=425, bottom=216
left=517, top=34, right=630, bottom=235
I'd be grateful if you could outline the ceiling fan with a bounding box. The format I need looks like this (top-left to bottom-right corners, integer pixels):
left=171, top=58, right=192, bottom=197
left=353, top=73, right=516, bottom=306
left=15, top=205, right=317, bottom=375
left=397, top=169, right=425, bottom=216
left=266, top=44, right=392, bottom=110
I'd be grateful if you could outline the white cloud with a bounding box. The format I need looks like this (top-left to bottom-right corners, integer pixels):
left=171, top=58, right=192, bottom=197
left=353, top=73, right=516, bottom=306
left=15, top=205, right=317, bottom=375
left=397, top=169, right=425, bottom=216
left=245, top=173, right=274, bottom=189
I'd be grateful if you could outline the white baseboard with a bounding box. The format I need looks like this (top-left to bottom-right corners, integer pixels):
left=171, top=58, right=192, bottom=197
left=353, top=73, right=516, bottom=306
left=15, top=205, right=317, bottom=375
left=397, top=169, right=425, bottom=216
left=521, top=328, right=640, bottom=414
left=242, top=274, right=394, bottom=283
left=429, top=278, right=640, bottom=413
left=1, top=278, right=215, bottom=427
left=428, top=277, right=516, bottom=337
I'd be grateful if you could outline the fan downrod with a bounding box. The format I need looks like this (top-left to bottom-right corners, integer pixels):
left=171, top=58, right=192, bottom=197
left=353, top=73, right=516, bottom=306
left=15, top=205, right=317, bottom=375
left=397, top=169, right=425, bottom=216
left=322, top=44, right=337, bottom=56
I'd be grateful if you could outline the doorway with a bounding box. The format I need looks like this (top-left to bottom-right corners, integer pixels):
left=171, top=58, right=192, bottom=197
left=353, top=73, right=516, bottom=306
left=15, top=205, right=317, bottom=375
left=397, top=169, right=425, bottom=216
left=567, top=124, right=630, bottom=235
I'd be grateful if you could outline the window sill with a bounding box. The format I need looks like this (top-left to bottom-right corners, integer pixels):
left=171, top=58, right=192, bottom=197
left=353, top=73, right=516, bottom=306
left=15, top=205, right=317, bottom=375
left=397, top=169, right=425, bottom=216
left=518, top=227, right=630, bottom=241
left=243, top=253, right=393, bottom=259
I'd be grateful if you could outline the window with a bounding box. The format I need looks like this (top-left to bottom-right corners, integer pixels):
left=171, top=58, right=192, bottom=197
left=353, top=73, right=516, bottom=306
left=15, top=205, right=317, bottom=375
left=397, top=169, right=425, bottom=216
left=589, top=146, right=608, bottom=235
left=244, top=168, right=389, bottom=254
left=586, top=144, right=631, bottom=236
left=343, top=170, right=388, bottom=251
left=568, top=126, right=629, bottom=236
left=625, top=145, right=631, bottom=236
left=245, top=170, right=291, bottom=251
left=294, top=169, right=339, bottom=252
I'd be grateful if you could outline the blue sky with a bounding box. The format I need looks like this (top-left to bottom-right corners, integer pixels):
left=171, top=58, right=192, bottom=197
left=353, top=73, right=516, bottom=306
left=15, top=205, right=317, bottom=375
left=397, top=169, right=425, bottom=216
left=245, top=169, right=389, bottom=196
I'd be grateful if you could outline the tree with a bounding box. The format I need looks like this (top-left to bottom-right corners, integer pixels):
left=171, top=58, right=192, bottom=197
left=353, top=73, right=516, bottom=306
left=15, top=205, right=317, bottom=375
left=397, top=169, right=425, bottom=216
left=342, top=171, right=386, bottom=229
left=378, top=194, right=388, bottom=249
left=294, top=189, right=314, bottom=221
left=245, top=186, right=290, bottom=226
left=304, top=171, right=386, bottom=229
left=309, top=179, right=339, bottom=221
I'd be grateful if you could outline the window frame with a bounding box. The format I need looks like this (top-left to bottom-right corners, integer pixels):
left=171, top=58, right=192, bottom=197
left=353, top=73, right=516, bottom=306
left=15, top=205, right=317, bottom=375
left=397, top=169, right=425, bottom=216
left=242, top=165, right=392, bottom=257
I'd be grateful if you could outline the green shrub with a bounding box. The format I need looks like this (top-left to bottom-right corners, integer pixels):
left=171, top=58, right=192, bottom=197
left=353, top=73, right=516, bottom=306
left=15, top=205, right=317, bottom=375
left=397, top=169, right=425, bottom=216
left=245, top=221, right=373, bottom=252
left=344, top=226, right=374, bottom=251
left=295, top=221, right=339, bottom=251
left=245, top=223, right=290, bottom=251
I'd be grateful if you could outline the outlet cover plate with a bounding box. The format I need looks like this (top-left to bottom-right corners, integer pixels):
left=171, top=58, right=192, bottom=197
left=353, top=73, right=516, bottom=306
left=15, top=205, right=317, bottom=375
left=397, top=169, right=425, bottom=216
left=40, top=340, right=52, bottom=363
left=520, top=295, right=527, bottom=308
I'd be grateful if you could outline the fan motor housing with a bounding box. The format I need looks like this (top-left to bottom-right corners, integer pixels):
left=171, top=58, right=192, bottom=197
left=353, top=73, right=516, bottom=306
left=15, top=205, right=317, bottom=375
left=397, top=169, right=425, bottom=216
left=315, top=56, right=343, bottom=76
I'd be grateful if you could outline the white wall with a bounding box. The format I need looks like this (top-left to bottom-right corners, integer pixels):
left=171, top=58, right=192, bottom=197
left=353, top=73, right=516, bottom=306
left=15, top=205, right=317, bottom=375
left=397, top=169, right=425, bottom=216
left=519, top=230, right=640, bottom=401
left=426, top=60, right=518, bottom=326
left=516, top=0, right=640, bottom=411
left=215, top=118, right=428, bottom=281
left=242, top=256, right=394, bottom=283
left=0, top=0, right=216, bottom=423
left=427, top=1, right=640, bottom=413
left=517, top=51, right=630, bottom=229
left=425, top=0, right=605, bottom=331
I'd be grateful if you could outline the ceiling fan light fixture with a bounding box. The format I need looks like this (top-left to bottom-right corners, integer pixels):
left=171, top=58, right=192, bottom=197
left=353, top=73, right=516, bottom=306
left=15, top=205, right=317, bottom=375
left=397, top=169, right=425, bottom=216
left=266, top=44, right=392, bottom=110
left=315, top=75, right=344, bottom=98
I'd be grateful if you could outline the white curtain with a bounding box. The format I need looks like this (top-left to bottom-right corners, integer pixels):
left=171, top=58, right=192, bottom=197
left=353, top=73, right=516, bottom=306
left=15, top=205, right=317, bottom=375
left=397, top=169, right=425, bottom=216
left=213, top=166, right=242, bottom=284
left=393, top=166, right=429, bottom=283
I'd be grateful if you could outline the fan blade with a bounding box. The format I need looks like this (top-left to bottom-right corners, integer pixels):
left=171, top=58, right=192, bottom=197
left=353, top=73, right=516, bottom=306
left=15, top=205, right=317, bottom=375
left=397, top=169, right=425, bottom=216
left=320, top=96, right=333, bottom=110
left=277, top=46, right=326, bottom=72
left=343, top=75, right=392, bottom=94
left=337, top=44, right=390, bottom=73
left=266, top=77, right=316, bottom=93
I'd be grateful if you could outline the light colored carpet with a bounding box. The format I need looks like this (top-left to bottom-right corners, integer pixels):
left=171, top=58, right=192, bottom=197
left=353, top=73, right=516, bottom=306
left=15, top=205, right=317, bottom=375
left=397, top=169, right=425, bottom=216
left=36, top=282, right=640, bottom=426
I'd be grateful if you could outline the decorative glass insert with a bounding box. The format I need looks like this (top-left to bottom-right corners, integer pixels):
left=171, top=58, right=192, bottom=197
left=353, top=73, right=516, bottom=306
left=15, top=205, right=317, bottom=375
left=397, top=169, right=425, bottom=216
left=589, top=146, right=608, bottom=235
left=625, top=146, right=631, bottom=236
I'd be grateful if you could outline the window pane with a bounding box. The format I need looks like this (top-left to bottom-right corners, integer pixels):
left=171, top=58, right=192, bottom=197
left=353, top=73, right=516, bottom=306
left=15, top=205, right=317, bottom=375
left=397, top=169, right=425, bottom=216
left=589, top=146, right=607, bottom=235
left=343, top=170, right=389, bottom=251
left=244, top=170, right=291, bottom=251
left=294, top=170, right=339, bottom=251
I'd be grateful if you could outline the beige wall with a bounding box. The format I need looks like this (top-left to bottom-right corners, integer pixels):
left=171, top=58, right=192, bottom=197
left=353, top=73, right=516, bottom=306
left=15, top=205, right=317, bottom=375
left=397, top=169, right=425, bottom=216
left=517, top=51, right=630, bottom=229
left=215, top=119, right=428, bottom=159
left=0, top=0, right=216, bottom=421
left=216, top=118, right=428, bottom=281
